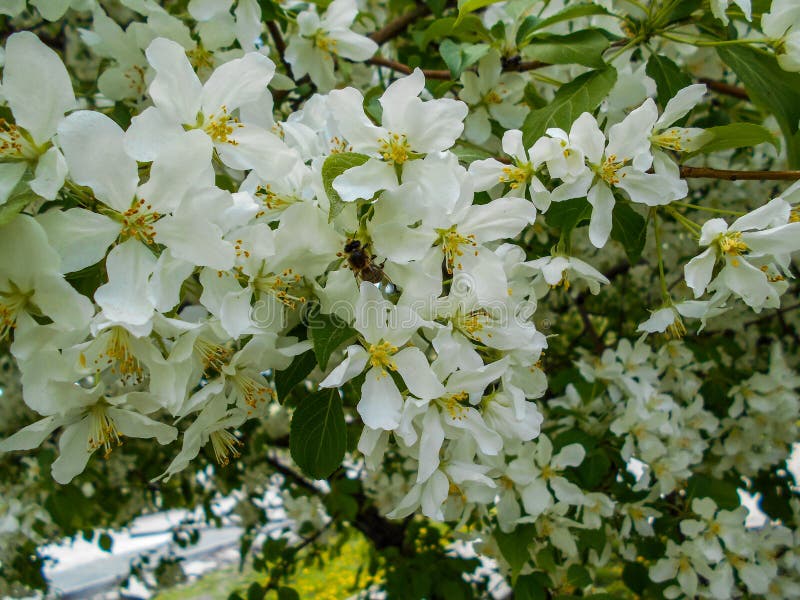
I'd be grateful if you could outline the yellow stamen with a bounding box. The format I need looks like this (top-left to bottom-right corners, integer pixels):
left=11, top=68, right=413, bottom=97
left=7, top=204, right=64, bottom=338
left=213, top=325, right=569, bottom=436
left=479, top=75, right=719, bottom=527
left=120, top=198, right=161, bottom=245
left=367, top=340, right=398, bottom=376
left=378, top=132, right=411, bottom=164
left=437, top=226, right=477, bottom=273
left=88, top=404, right=122, bottom=458
left=209, top=429, right=242, bottom=466
left=717, top=231, right=748, bottom=256
left=203, top=105, right=242, bottom=144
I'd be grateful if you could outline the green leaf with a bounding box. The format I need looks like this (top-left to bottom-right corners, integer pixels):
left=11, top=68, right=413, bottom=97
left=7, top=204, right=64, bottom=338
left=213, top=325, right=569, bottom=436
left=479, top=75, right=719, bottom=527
left=517, top=3, right=611, bottom=46
left=692, top=123, right=777, bottom=155
left=610, top=203, right=647, bottom=264
left=523, top=30, right=609, bottom=68
left=440, top=40, right=490, bottom=78
left=494, top=525, right=535, bottom=578
left=646, top=54, right=692, bottom=108
left=290, top=389, right=347, bottom=480
left=513, top=573, right=551, bottom=600
left=718, top=46, right=800, bottom=167
left=545, top=198, right=592, bottom=232
left=419, top=16, right=489, bottom=49
left=456, top=0, right=503, bottom=24
left=321, top=152, right=370, bottom=221
left=567, top=564, right=592, bottom=588
left=275, top=350, right=316, bottom=402
left=685, top=475, right=741, bottom=510
left=522, top=67, right=617, bottom=147
left=622, top=562, right=649, bottom=594
left=98, top=532, right=113, bottom=552
left=308, top=310, right=356, bottom=371
left=0, top=191, right=34, bottom=226
left=452, top=144, right=495, bottom=165
left=276, top=587, right=300, bottom=600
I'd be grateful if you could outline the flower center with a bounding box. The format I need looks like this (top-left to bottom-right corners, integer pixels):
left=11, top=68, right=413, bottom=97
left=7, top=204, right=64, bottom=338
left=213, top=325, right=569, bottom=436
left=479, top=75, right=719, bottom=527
left=103, top=326, right=143, bottom=382
left=88, top=404, right=122, bottom=458
left=484, top=91, right=503, bottom=104
left=454, top=308, right=491, bottom=341
left=499, top=163, right=531, bottom=189
left=652, top=128, right=692, bottom=152
left=254, top=184, right=301, bottom=216
left=203, top=105, right=242, bottom=144
left=0, top=119, right=38, bottom=160
left=120, top=198, right=161, bottom=244
left=367, top=340, right=398, bottom=376
left=253, top=269, right=306, bottom=308
left=378, top=133, right=411, bottom=164
left=187, top=45, right=214, bottom=71
left=597, top=154, right=626, bottom=185
left=231, top=371, right=275, bottom=410
left=209, top=429, right=242, bottom=466
left=0, top=285, right=30, bottom=340
left=437, top=226, right=477, bottom=273
left=717, top=231, right=748, bottom=256
left=440, top=391, right=469, bottom=420
left=194, top=338, right=231, bottom=374
left=790, top=207, right=800, bottom=223
left=314, top=32, right=338, bottom=54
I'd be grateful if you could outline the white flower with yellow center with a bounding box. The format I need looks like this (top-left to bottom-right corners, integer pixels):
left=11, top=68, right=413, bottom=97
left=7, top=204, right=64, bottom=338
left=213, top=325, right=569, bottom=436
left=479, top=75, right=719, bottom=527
left=549, top=109, right=686, bottom=248
left=0, top=32, right=76, bottom=203
left=459, top=51, right=526, bottom=144
left=0, top=385, right=176, bottom=484
left=285, top=0, right=378, bottom=91
left=327, top=68, right=468, bottom=202
left=124, top=37, right=298, bottom=180
left=684, top=198, right=800, bottom=311
left=763, top=0, right=800, bottom=72
left=320, top=282, right=445, bottom=431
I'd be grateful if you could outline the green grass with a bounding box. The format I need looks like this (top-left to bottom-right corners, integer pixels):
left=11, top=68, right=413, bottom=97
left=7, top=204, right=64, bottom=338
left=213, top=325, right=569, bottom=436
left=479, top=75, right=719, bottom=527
left=154, top=535, right=380, bottom=600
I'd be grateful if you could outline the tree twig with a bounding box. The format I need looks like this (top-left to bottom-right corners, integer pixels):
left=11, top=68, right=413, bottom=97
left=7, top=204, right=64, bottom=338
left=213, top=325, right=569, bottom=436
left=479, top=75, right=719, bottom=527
left=367, top=56, right=452, bottom=79
left=679, top=166, right=800, bottom=181
left=699, top=78, right=749, bottom=101
left=266, top=21, right=294, bottom=80
left=369, top=4, right=432, bottom=45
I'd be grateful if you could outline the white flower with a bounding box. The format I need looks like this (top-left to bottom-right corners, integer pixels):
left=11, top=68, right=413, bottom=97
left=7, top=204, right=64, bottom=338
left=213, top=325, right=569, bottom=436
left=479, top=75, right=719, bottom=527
left=327, top=68, right=468, bottom=202
left=520, top=254, right=610, bottom=297
left=762, top=0, right=800, bottom=72
left=459, top=51, right=526, bottom=144
left=0, top=385, right=176, bottom=484
left=285, top=0, right=378, bottom=91
left=125, top=37, right=298, bottom=179
left=710, top=0, right=751, bottom=24
left=550, top=109, right=683, bottom=248
left=320, top=282, right=444, bottom=430
left=0, top=32, right=76, bottom=203
left=684, top=198, right=800, bottom=310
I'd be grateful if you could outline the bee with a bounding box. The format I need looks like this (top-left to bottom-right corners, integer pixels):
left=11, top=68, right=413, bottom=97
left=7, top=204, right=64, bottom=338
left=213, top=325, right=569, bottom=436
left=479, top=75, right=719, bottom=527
left=339, top=239, right=388, bottom=284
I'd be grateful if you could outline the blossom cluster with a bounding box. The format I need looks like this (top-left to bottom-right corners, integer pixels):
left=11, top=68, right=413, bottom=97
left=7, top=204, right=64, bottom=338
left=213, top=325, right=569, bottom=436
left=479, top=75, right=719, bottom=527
left=0, top=0, right=799, bottom=596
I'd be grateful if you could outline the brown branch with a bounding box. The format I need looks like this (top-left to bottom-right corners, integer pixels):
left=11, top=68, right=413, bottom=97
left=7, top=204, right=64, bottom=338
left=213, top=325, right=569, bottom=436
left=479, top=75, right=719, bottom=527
left=266, top=21, right=294, bottom=80
left=679, top=166, right=800, bottom=181
left=367, top=56, right=452, bottom=79
left=369, top=4, right=432, bottom=45
left=699, top=78, right=749, bottom=101
left=367, top=55, right=549, bottom=81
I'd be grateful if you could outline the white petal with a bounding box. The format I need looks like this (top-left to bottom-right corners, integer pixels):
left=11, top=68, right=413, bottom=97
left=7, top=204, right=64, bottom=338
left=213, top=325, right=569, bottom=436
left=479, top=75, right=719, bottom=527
left=684, top=247, right=717, bottom=297
left=107, top=407, right=177, bottom=444
left=394, top=346, right=445, bottom=400
left=0, top=415, right=60, bottom=452
left=201, top=52, right=275, bottom=113
left=552, top=443, right=585, bottom=469
left=94, top=239, right=157, bottom=327
left=332, top=159, right=398, bottom=202
left=3, top=31, right=75, bottom=143
left=417, top=407, right=444, bottom=483
left=587, top=183, right=615, bottom=248
left=146, top=37, right=203, bottom=124
left=125, top=106, right=187, bottom=162
left=57, top=111, right=139, bottom=212
left=30, top=146, right=67, bottom=200
left=319, top=345, right=368, bottom=388
left=36, top=208, right=120, bottom=274
left=358, top=368, right=403, bottom=430
left=51, top=417, right=93, bottom=484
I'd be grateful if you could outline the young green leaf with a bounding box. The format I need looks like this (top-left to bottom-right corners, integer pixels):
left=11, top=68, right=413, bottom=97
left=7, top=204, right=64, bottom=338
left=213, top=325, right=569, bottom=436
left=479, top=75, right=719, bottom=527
left=610, top=203, right=647, bottom=264
left=523, top=30, right=609, bottom=68
left=321, top=152, right=371, bottom=222
left=308, top=311, right=357, bottom=370
left=522, top=67, right=617, bottom=147
left=690, top=122, right=778, bottom=156
left=290, top=388, right=347, bottom=480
